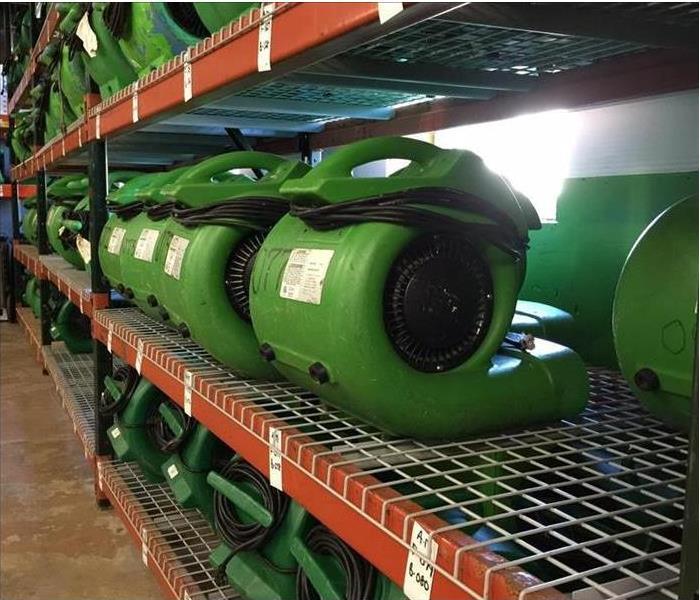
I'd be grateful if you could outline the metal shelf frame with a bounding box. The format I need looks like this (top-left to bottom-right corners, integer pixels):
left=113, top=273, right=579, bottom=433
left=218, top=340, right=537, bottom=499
left=6, top=3, right=698, bottom=599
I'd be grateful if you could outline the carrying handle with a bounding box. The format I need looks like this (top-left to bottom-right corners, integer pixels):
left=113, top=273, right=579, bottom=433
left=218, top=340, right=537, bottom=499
left=206, top=471, right=274, bottom=526
left=310, top=136, right=441, bottom=179
left=103, top=376, right=123, bottom=403
left=176, top=151, right=288, bottom=185
left=158, top=403, right=184, bottom=438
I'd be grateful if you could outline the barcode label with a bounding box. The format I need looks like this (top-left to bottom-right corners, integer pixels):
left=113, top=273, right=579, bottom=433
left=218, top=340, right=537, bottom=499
left=280, top=248, right=334, bottom=305
left=107, top=227, right=126, bottom=254
left=378, top=2, right=403, bottom=23
left=269, top=426, right=283, bottom=490
left=403, top=522, right=438, bottom=600
left=183, top=370, right=193, bottom=416
left=183, top=49, right=192, bottom=102
left=107, top=323, right=114, bottom=353
left=141, top=527, right=148, bottom=565
left=131, top=82, right=139, bottom=123
left=134, top=229, right=159, bottom=262
left=167, top=464, right=179, bottom=479
left=257, top=3, right=275, bottom=72
left=111, top=427, right=120, bottom=439
left=164, top=236, right=189, bottom=280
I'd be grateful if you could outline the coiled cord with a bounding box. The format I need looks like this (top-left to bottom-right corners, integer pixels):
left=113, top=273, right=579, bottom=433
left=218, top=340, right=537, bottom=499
left=145, top=400, right=195, bottom=454
left=296, top=524, right=376, bottom=600
left=108, top=201, right=145, bottom=220
left=290, top=187, right=528, bottom=259
left=99, top=365, right=140, bottom=416
left=213, top=457, right=290, bottom=553
left=146, top=201, right=182, bottom=221
left=172, top=197, right=288, bottom=231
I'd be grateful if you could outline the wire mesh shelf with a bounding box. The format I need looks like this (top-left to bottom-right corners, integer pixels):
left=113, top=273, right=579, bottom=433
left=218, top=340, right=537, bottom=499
left=42, top=342, right=96, bottom=459
left=94, top=307, right=688, bottom=600
left=99, top=459, right=240, bottom=600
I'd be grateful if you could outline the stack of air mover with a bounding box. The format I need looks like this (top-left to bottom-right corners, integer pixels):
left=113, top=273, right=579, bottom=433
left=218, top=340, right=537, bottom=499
left=21, top=277, right=92, bottom=353
left=613, top=196, right=698, bottom=432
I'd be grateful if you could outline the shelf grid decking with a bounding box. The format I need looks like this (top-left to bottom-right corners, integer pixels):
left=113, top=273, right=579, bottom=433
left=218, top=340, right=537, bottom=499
left=93, top=307, right=687, bottom=600
left=98, top=460, right=240, bottom=600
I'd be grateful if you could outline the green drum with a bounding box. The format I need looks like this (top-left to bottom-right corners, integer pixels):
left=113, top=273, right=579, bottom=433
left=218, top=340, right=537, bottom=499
left=153, top=151, right=309, bottom=379
left=51, top=300, right=92, bottom=354
left=104, top=367, right=194, bottom=482
left=22, top=198, right=39, bottom=246
left=250, top=137, right=589, bottom=440
left=613, top=196, right=698, bottom=432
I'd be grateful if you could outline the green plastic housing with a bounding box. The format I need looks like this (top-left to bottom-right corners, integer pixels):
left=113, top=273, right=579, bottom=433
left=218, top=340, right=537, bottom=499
left=511, top=300, right=575, bottom=346
left=194, top=3, right=257, bottom=33
left=250, top=137, right=589, bottom=440
left=613, top=196, right=698, bottom=432
left=51, top=300, right=92, bottom=354
left=107, top=377, right=175, bottom=483
left=152, top=151, right=309, bottom=379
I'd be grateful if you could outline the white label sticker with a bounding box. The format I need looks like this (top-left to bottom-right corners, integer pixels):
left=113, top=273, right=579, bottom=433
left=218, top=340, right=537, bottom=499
left=134, top=229, right=159, bottom=262
left=107, top=323, right=114, bottom=353
left=107, top=227, right=126, bottom=255
left=167, top=464, right=179, bottom=479
left=131, top=83, right=139, bottom=123
left=268, top=426, right=283, bottom=491
left=182, top=591, right=191, bottom=600
left=280, top=249, right=334, bottom=305
left=97, top=461, right=104, bottom=491
left=164, top=236, right=189, bottom=280
left=76, top=12, right=98, bottom=57
left=403, top=522, right=438, bottom=600
left=95, top=113, right=100, bottom=139
left=378, top=2, right=403, bottom=23
left=135, top=339, right=144, bottom=374
left=141, top=527, right=148, bottom=565
left=257, top=3, right=274, bottom=72
left=111, top=427, right=120, bottom=439
left=183, top=370, right=193, bottom=416
left=76, top=235, right=91, bottom=266
left=183, top=49, right=193, bottom=102
left=79, top=292, right=84, bottom=314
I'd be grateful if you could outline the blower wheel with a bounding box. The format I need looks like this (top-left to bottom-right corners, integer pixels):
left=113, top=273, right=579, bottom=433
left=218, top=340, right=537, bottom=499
left=166, top=3, right=209, bottom=39
left=224, top=231, right=267, bottom=322
left=296, top=524, right=376, bottom=600
left=145, top=400, right=194, bottom=454
left=384, top=233, right=493, bottom=373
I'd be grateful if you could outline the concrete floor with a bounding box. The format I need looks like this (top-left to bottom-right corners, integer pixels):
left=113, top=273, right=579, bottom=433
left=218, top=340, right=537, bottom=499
left=0, top=322, right=162, bottom=600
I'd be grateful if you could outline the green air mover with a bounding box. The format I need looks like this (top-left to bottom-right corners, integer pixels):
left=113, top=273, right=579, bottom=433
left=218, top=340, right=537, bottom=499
left=46, top=176, right=90, bottom=268
left=51, top=299, right=92, bottom=353
left=161, top=424, right=229, bottom=524
left=22, top=198, right=39, bottom=245
left=206, top=458, right=311, bottom=600
left=115, top=3, right=208, bottom=77
left=151, top=152, right=309, bottom=379
left=49, top=172, right=142, bottom=270
left=80, top=3, right=138, bottom=100
left=55, top=4, right=89, bottom=117
left=613, top=196, right=698, bottom=432
left=194, top=3, right=257, bottom=33
left=44, top=77, right=78, bottom=142
left=103, top=367, right=195, bottom=482
left=250, top=136, right=589, bottom=440
left=292, top=520, right=408, bottom=600
left=102, top=166, right=194, bottom=320
left=23, top=276, right=42, bottom=317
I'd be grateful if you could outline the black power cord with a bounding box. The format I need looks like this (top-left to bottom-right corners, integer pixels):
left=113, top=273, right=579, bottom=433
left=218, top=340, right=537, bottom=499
left=99, top=365, right=140, bottom=416
left=145, top=399, right=195, bottom=454
left=290, top=187, right=530, bottom=259
left=108, top=200, right=145, bottom=220
left=296, top=524, right=376, bottom=600
left=212, top=457, right=290, bottom=553
left=147, top=201, right=182, bottom=221
left=171, top=197, right=288, bottom=230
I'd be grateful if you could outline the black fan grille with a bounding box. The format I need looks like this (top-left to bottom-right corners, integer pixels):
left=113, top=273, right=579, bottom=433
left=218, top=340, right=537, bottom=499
left=384, top=234, right=493, bottom=373
left=166, top=3, right=209, bottom=39
left=224, top=231, right=267, bottom=322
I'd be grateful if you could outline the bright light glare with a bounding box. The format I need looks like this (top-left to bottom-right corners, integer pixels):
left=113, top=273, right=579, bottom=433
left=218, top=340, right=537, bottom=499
left=434, top=110, right=581, bottom=222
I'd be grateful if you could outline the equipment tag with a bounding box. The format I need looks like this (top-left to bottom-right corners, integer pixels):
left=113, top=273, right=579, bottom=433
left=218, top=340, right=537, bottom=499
left=164, top=236, right=189, bottom=280
left=76, top=12, right=98, bottom=57
left=403, top=522, right=438, bottom=600
left=107, top=227, right=126, bottom=254
left=183, top=49, right=193, bottom=102
left=183, top=370, right=193, bottom=416
left=97, top=461, right=104, bottom=491
left=378, top=2, right=403, bottom=23
left=131, top=82, right=139, bottom=123
left=111, top=427, right=120, bottom=439
left=257, top=3, right=274, bottom=72
left=280, top=248, right=334, bottom=305
left=107, top=322, right=114, bottom=353
left=268, top=426, right=283, bottom=490
left=141, top=527, right=148, bottom=565
left=95, top=113, right=100, bottom=139
left=167, top=464, right=179, bottom=479
left=134, top=229, right=159, bottom=262
left=76, top=235, right=91, bottom=266
left=135, top=339, right=144, bottom=374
